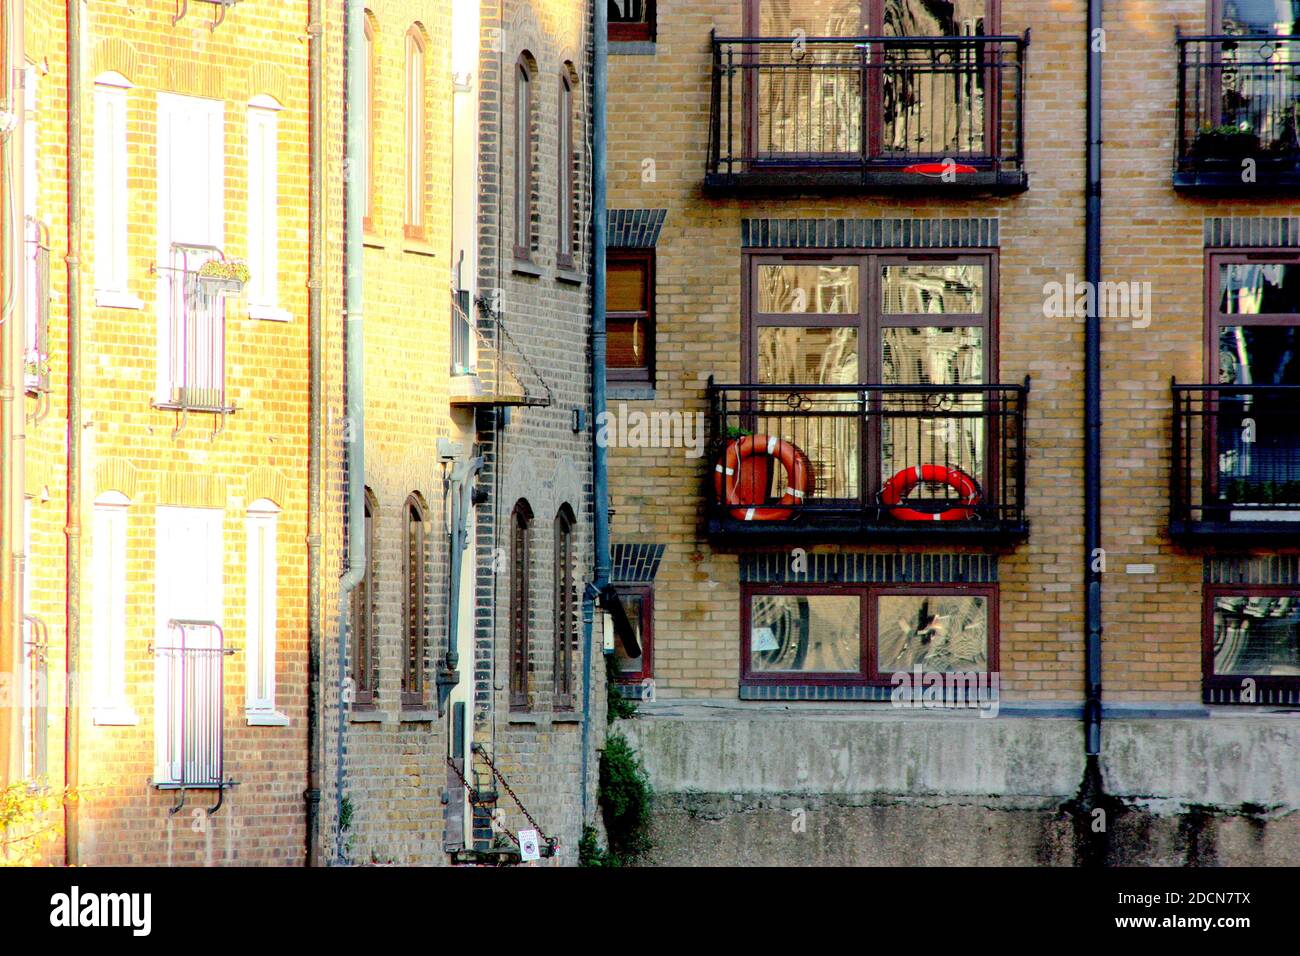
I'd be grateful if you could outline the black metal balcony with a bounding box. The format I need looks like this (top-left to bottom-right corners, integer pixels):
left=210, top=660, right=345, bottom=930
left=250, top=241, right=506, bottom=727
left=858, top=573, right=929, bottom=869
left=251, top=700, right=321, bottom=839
left=706, top=31, right=1029, bottom=196
left=1172, top=383, right=1300, bottom=540
left=1175, top=33, right=1300, bottom=191
left=705, top=379, right=1029, bottom=543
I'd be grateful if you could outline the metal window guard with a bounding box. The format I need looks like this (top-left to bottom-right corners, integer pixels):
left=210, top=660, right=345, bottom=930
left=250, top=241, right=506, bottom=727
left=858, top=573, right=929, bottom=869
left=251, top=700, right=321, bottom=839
left=149, top=619, right=238, bottom=815
left=151, top=242, right=240, bottom=438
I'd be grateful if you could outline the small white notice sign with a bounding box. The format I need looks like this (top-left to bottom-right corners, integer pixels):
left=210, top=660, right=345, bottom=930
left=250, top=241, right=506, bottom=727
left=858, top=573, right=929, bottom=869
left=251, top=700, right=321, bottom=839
left=753, top=627, right=779, bottom=652
left=519, top=829, right=540, bottom=862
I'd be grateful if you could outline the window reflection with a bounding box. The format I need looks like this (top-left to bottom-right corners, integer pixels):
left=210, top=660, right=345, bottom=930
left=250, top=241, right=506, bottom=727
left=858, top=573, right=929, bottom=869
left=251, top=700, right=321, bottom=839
left=750, top=593, right=861, bottom=673
left=1213, top=595, right=1300, bottom=676
left=877, top=593, right=988, bottom=673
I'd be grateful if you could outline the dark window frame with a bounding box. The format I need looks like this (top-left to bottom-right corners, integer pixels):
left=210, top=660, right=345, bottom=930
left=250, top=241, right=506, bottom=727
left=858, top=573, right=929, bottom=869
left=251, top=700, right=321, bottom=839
left=514, top=55, right=535, bottom=263
left=1203, top=584, right=1300, bottom=699
left=557, top=68, right=577, bottom=271
left=350, top=488, right=379, bottom=708
left=609, top=0, right=656, bottom=43
left=401, top=494, right=429, bottom=707
left=607, top=247, right=656, bottom=385
left=612, top=583, right=654, bottom=684
left=552, top=505, right=577, bottom=709
left=1204, top=248, right=1300, bottom=382
left=509, top=499, right=534, bottom=710
left=740, top=582, right=998, bottom=688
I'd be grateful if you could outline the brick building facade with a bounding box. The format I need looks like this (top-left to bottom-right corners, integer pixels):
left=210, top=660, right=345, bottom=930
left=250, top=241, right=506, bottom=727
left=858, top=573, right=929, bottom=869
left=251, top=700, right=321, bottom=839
left=604, top=0, right=1300, bottom=864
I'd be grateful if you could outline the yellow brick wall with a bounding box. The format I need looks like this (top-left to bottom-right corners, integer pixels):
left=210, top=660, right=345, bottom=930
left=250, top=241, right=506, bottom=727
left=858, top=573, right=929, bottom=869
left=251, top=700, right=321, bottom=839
left=604, top=0, right=1300, bottom=704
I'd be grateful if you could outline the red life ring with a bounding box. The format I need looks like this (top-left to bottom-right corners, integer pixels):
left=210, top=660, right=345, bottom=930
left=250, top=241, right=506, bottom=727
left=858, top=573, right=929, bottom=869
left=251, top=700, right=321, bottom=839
left=714, top=435, right=814, bottom=521
left=881, top=464, right=981, bottom=522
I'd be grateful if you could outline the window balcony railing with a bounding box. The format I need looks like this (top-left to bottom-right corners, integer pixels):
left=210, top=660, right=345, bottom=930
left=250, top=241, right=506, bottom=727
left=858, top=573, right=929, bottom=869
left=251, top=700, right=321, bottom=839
left=706, top=378, right=1029, bottom=542
left=152, top=620, right=236, bottom=813
left=1172, top=382, right=1300, bottom=539
left=24, top=217, right=51, bottom=399
left=706, top=30, right=1029, bottom=195
left=1175, top=33, right=1300, bottom=191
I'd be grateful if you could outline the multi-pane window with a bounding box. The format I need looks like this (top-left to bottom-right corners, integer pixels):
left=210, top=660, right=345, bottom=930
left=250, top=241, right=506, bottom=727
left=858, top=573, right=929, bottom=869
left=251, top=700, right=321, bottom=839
left=742, top=584, right=995, bottom=686
left=514, top=56, right=534, bottom=260
left=245, top=499, right=284, bottom=724
left=402, top=495, right=429, bottom=707
left=509, top=500, right=533, bottom=710
left=1204, top=586, right=1300, bottom=700
left=404, top=26, right=427, bottom=239
left=557, top=69, right=577, bottom=269
left=350, top=489, right=378, bottom=708
left=609, top=0, right=655, bottom=42
left=1205, top=252, right=1300, bottom=511
left=607, top=249, right=654, bottom=385
left=92, top=492, right=133, bottom=724
left=363, top=12, right=376, bottom=231
left=247, top=96, right=283, bottom=319
left=612, top=585, right=654, bottom=684
left=746, top=251, right=992, bottom=502
left=94, top=72, right=133, bottom=305
left=553, top=506, right=577, bottom=709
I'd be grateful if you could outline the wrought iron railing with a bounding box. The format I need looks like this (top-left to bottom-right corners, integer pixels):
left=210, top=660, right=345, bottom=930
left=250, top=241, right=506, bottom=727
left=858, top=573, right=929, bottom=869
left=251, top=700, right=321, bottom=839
left=24, top=217, right=50, bottom=397
left=155, top=243, right=239, bottom=427
left=707, top=379, right=1028, bottom=532
left=1176, top=34, right=1300, bottom=179
left=21, top=615, right=49, bottom=783
left=152, top=620, right=234, bottom=810
left=707, top=31, right=1028, bottom=185
left=1172, top=383, right=1300, bottom=528
left=451, top=288, right=475, bottom=375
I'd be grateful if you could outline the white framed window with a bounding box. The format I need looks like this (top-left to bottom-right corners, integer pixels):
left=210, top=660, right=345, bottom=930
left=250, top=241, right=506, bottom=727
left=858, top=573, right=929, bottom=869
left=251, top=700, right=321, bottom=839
left=245, top=499, right=286, bottom=725
left=94, top=71, right=139, bottom=309
left=153, top=506, right=225, bottom=785
left=92, top=491, right=135, bottom=724
left=155, top=92, right=225, bottom=404
left=404, top=27, right=427, bottom=237
left=246, top=96, right=287, bottom=321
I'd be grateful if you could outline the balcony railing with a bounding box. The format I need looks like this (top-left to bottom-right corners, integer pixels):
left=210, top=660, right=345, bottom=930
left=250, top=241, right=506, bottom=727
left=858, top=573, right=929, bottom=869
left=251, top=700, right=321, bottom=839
left=24, top=218, right=51, bottom=399
left=1172, top=383, right=1300, bottom=539
left=1175, top=33, right=1300, bottom=190
left=706, top=31, right=1029, bottom=194
left=152, top=620, right=236, bottom=813
left=706, top=379, right=1029, bottom=541
left=451, top=288, right=475, bottom=376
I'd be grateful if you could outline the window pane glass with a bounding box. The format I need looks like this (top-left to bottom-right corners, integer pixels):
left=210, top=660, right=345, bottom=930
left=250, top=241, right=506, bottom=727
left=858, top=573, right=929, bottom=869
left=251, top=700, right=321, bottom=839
left=750, top=593, right=860, bottom=673
left=757, top=264, right=858, bottom=313
left=880, top=326, right=985, bottom=494
left=1217, top=325, right=1300, bottom=384
left=1212, top=595, right=1300, bottom=676
left=1220, top=263, right=1300, bottom=315
left=757, top=326, right=860, bottom=500
left=882, top=0, right=986, bottom=37
left=607, top=261, right=647, bottom=313
left=881, top=263, right=984, bottom=314
left=614, top=594, right=644, bottom=674
left=758, top=0, right=863, bottom=37
left=607, top=317, right=648, bottom=369
left=877, top=593, right=988, bottom=673
left=610, top=0, right=650, bottom=24
left=1220, top=1, right=1300, bottom=36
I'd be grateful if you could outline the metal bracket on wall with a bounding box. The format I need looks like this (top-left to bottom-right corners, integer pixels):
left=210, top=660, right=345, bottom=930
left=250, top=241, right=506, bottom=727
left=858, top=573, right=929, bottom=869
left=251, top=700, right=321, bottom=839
left=173, top=0, right=239, bottom=31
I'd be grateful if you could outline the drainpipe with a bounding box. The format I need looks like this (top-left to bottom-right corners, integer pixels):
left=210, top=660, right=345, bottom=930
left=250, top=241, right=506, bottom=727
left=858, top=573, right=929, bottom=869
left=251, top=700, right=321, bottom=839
left=304, top=0, right=324, bottom=866
left=0, top=0, right=24, bottom=790
left=334, top=0, right=366, bottom=859
left=64, top=0, right=83, bottom=864
left=1083, top=0, right=1103, bottom=758
left=580, top=0, right=609, bottom=826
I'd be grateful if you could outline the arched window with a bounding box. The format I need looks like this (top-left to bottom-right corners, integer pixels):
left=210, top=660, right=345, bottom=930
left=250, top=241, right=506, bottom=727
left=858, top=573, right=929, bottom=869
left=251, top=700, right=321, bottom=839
left=350, top=488, right=379, bottom=707
left=509, top=499, right=533, bottom=710
left=514, top=54, right=535, bottom=261
left=363, top=11, right=376, bottom=231
left=402, top=494, right=429, bottom=706
left=557, top=65, right=577, bottom=269
left=247, top=94, right=283, bottom=318
left=245, top=498, right=286, bottom=723
left=94, top=71, right=133, bottom=303
left=404, top=25, right=428, bottom=238
left=552, top=505, right=577, bottom=709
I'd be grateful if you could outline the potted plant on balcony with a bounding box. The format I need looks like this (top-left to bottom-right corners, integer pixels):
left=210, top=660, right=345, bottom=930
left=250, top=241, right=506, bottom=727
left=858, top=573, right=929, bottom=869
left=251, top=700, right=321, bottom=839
left=1223, top=477, right=1300, bottom=522
left=196, top=257, right=250, bottom=295
left=1188, top=122, right=1262, bottom=163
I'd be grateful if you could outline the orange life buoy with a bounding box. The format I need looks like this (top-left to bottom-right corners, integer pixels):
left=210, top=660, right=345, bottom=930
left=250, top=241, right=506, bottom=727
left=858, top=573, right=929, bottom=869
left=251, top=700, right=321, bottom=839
left=714, top=435, right=813, bottom=521
left=881, top=464, right=981, bottom=522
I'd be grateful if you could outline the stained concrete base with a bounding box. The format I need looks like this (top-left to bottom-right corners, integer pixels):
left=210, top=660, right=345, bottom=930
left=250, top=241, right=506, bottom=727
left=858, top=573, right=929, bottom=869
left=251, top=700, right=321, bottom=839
left=615, top=700, right=1300, bottom=866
